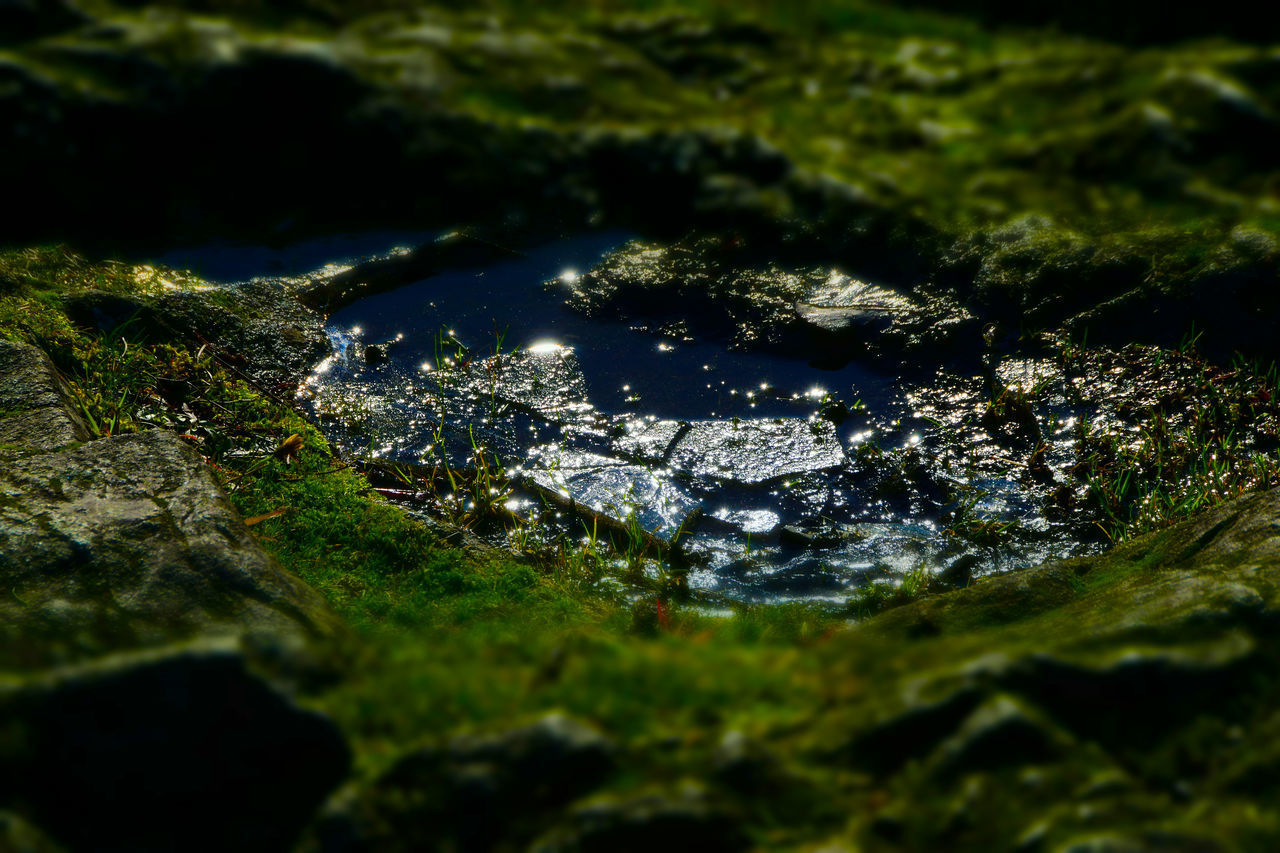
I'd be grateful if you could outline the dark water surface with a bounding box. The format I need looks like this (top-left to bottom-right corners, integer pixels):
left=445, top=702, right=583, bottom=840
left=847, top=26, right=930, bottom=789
left=324, top=233, right=897, bottom=424
left=158, top=231, right=1099, bottom=603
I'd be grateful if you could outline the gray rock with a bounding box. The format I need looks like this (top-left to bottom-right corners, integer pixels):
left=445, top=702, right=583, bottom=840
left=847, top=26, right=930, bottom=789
left=0, top=341, right=89, bottom=451
left=0, top=428, right=346, bottom=669
left=667, top=418, right=846, bottom=484
left=155, top=284, right=329, bottom=390
left=0, top=638, right=351, bottom=853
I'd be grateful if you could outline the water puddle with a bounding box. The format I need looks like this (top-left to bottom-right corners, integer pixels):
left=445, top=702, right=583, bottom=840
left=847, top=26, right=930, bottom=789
left=162, top=231, right=1104, bottom=603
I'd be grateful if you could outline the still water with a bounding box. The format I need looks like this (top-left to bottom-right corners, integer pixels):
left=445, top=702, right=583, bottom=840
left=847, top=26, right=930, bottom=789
left=159, top=231, right=1099, bottom=603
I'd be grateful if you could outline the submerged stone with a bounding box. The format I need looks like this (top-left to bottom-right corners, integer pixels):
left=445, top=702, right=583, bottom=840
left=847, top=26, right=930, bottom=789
left=709, top=507, right=782, bottom=538
left=612, top=417, right=687, bottom=463
left=527, top=446, right=700, bottom=539
left=444, top=345, right=594, bottom=424
left=667, top=418, right=846, bottom=484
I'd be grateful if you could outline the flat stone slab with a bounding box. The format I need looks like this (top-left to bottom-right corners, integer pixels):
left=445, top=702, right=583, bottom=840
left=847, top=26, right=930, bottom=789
left=612, top=418, right=686, bottom=463
left=667, top=418, right=847, bottom=484
left=708, top=507, right=781, bottom=537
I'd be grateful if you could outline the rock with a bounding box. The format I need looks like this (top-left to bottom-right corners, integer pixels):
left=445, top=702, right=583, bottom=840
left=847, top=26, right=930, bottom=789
left=0, top=427, right=346, bottom=670
left=156, top=285, right=329, bottom=390
left=297, top=232, right=523, bottom=313
left=534, top=784, right=748, bottom=853
left=442, top=712, right=617, bottom=797
left=0, top=341, right=90, bottom=451
left=612, top=418, right=687, bottom=463
left=461, top=344, right=594, bottom=423
left=667, top=418, right=846, bottom=484
left=361, top=335, right=401, bottom=366
left=928, top=694, right=1069, bottom=781
left=709, top=508, right=781, bottom=540
left=795, top=272, right=977, bottom=360
left=526, top=447, right=700, bottom=540
left=950, top=214, right=1100, bottom=326
left=60, top=290, right=157, bottom=337
left=558, top=237, right=977, bottom=365
left=550, top=238, right=805, bottom=350
left=1004, top=637, right=1257, bottom=751
left=846, top=687, right=985, bottom=775
left=712, top=730, right=784, bottom=795
left=64, top=284, right=330, bottom=390
left=938, top=554, right=980, bottom=589
left=0, top=638, right=351, bottom=853
left=779, top=522, right=847, bottom=548
left=330, top=713, right=618, bottom=852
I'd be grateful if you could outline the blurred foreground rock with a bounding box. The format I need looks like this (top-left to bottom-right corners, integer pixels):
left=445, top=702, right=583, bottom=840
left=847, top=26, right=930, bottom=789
left=0, top=640, right=351, bottom=853
left=311, top=713, right=618, bottom=852
left=0, top=341, right=351, bottom=850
